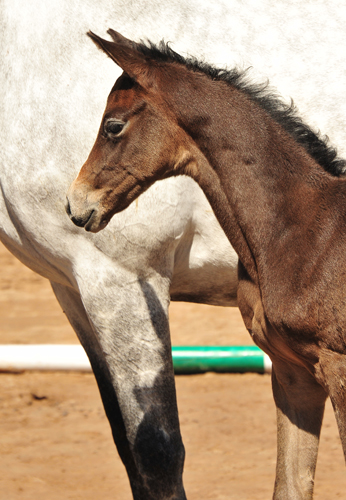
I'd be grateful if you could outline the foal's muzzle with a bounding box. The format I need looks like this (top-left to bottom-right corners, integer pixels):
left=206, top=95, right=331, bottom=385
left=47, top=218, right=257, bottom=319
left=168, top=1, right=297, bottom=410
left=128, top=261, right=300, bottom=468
left=65, top=181, right=107, bottom=233
left=65, top=198, right=95, bottom=229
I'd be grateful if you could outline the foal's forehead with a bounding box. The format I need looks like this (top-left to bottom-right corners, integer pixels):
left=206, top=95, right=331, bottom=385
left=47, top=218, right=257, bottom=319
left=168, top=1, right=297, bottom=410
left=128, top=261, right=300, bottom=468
left=111, top=72, right=136, bottom=93
left=105, top=83, right=147, bottom=118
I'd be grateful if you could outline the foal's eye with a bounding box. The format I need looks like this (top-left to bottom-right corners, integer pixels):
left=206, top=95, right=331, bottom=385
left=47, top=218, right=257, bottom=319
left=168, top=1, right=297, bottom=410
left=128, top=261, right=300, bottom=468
left=104, top=120, right=126, bottom=138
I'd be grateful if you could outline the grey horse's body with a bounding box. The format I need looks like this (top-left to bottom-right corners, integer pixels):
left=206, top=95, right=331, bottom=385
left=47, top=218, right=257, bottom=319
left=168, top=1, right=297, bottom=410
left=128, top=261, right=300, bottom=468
left=0, top=3, right=237, bottom=497
left=1, top=0, right=346, bottom=498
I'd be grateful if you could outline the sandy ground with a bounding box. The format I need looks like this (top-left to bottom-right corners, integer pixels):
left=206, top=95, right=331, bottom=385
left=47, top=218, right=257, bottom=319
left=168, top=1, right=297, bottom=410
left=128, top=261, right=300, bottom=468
left=0, top=242, right=344, bottom=499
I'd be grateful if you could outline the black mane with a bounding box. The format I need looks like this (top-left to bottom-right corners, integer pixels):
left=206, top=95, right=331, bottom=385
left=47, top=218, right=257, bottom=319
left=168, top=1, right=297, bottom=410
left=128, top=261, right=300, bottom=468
left=136, top=40, right=346, bottom=177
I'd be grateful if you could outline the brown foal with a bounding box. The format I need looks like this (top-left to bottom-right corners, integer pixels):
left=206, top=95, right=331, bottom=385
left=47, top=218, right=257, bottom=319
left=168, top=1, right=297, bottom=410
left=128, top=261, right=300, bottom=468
left=67, top=30, right=346, bottom=499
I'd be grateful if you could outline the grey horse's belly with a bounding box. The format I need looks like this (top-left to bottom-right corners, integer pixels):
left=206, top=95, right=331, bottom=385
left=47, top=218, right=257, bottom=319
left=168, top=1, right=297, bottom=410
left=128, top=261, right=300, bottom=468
left=170, top=265, right=238, bottom=306
left=169, top=206, right=239, bottom=307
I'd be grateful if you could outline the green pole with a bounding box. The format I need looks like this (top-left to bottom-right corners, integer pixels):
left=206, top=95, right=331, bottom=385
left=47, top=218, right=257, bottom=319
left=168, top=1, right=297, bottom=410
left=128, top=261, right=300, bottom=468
left=172, top=346, right=271, bottom=374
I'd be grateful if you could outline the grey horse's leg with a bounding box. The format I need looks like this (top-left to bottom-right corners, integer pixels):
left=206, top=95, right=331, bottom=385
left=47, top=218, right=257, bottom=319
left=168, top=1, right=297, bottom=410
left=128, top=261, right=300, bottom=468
left=51, top=281, right=186, bottom=500
left=50, top=282, right=141, bottom=490
left=271, top=360, right=327, bottom=500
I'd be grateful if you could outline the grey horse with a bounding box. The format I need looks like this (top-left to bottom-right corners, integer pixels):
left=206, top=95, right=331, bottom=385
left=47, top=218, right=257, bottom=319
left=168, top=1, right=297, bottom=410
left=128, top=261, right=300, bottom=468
left=1, top=0, right=346, bottom=498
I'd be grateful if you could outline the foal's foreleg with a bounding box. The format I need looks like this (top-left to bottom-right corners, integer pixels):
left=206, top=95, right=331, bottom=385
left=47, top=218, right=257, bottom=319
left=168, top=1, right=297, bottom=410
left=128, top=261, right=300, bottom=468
left=271, top=360, right=327, bottom=500
left=318, top=350, right=346, bottom=462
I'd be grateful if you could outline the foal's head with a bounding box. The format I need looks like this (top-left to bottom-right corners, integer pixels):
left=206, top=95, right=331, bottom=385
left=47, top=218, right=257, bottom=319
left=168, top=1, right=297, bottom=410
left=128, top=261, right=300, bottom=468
left=66, top=30, right=207, bottom=232
left=66, top=30, right=345, bottom=232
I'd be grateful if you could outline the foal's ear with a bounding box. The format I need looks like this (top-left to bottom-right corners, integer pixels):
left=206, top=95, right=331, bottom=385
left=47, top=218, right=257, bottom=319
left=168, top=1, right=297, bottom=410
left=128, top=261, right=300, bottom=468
left=87, top=30, right=155, bottom=89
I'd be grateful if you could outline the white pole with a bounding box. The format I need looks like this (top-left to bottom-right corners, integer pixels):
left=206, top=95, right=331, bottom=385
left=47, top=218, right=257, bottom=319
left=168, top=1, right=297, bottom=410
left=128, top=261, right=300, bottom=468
left=0, top=345, right=272, bottom=373
left=0, top=344, right=91, bottom=372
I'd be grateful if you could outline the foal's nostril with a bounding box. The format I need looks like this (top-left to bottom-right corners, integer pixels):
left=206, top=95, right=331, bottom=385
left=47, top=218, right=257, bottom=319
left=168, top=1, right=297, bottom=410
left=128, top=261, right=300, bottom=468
left=65, top=198, right=71, bottom=217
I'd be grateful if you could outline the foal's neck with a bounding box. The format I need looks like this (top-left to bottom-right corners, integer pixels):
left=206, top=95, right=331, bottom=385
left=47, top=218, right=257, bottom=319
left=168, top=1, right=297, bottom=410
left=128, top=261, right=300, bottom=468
left=171, top=74, right=344, bottom=286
